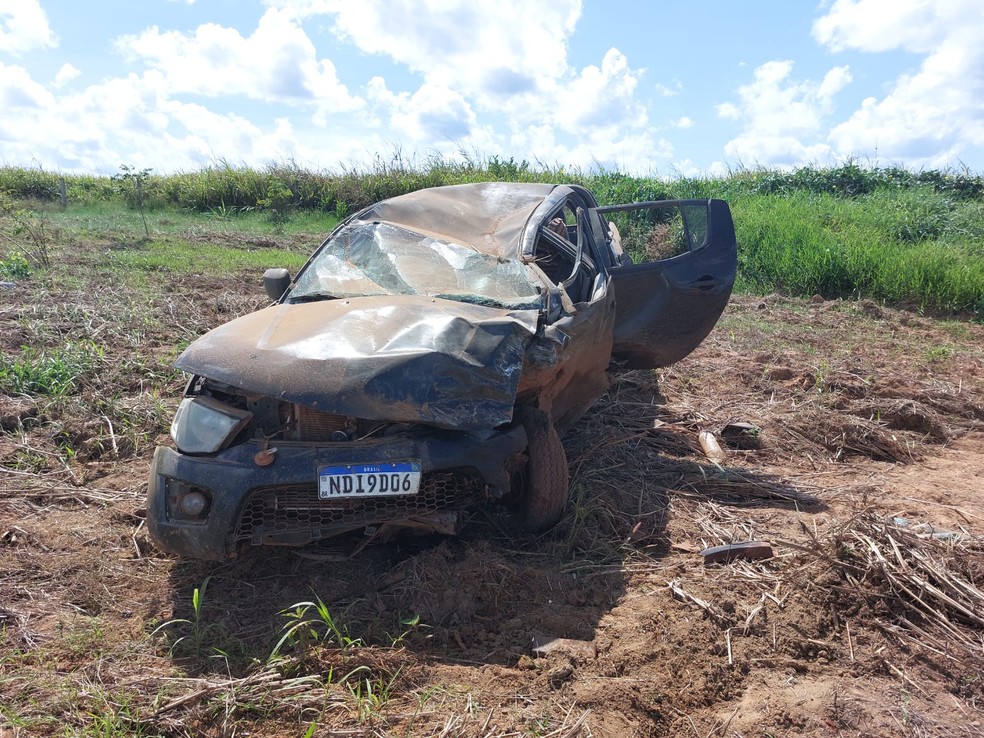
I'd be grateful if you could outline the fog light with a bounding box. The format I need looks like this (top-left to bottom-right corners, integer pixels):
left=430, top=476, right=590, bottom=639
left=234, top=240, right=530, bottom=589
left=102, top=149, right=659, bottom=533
left=178, top=491, right=208, bottom=517
left=165, top=478, right=212, bottom=522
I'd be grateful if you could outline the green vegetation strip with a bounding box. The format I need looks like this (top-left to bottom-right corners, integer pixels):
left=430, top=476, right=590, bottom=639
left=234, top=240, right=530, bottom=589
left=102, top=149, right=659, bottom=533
left=107, top=239, right=309, bottom=275
left=2, top=161, right=983, bottom=319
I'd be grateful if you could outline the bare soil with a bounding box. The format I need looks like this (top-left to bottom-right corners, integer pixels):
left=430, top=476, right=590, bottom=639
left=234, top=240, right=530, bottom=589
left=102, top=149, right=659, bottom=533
left=2, top=271, right=983, bottom=737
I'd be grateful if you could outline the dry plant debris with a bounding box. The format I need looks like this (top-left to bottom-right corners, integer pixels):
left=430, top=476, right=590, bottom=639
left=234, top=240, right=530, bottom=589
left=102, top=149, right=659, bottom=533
left=791, top=511, right=984, bottom=664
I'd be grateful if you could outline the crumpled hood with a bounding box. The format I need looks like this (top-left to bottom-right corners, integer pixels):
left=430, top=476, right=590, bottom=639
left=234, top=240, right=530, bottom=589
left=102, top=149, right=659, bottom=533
left=175, top=295, right=540, bottom=430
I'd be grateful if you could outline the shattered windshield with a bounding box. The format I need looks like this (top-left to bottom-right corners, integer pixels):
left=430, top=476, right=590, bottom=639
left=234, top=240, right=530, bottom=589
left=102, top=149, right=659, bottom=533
left=290, top=221, right=543, bottom=309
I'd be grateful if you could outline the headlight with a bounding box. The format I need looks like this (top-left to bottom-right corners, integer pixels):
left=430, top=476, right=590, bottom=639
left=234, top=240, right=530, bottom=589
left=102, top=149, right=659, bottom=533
left=171, top=396, right=253, bottom=455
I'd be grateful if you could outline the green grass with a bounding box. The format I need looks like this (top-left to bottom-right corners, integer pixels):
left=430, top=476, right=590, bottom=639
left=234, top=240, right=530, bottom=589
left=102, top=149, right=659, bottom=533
left=43, top=201, right=337, bottom=241
left=0, top=202, right=321, bottom=281
left=103, top=238, right=309, bottom=276
left=0, top=340, right=103, bottom=396
left=0, top=251, right=31, bottom=279
left=732, top=189, right=984, bottom=315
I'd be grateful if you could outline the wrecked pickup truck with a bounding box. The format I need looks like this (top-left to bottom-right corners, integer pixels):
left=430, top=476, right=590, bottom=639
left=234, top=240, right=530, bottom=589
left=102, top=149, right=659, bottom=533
left=146, top=182, right=737, bottom=560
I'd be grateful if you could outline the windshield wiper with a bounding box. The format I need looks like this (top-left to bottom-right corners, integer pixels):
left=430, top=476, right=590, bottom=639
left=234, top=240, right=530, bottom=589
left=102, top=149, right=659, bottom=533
left=288, top=293, right=340, bottom=304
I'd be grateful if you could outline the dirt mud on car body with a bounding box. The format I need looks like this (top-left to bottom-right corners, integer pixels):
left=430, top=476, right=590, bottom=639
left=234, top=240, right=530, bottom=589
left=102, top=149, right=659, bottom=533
left=147, top=182, right=737, bottom=559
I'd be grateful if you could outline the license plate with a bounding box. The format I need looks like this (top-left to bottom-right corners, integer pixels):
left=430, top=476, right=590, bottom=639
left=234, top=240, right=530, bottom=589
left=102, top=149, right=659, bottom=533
left=318, top=461, right=422, bottom=499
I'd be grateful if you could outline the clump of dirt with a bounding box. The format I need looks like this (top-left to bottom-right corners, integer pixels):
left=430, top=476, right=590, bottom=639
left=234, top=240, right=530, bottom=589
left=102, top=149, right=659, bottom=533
left=790, top=406, right=927, bottom=462
left=0, top=396, right=37, bottom=431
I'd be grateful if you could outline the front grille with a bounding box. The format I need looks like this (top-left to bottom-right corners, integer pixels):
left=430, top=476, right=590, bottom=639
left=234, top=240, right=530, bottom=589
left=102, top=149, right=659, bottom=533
left=233, top=468, right=485, bottom=546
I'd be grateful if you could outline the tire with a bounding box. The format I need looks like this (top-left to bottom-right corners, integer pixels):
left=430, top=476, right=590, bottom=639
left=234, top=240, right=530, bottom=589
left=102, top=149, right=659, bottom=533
left=511, top=405, right=569, bottom=533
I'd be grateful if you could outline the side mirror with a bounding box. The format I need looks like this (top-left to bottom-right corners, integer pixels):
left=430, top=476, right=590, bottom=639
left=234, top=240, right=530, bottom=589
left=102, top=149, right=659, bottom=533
left=263, top=268, right=291, bottom=301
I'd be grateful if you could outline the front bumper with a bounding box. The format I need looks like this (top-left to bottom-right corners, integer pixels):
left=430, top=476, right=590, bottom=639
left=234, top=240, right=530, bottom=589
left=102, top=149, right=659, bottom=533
left=146, top=427, right=526, bottom=560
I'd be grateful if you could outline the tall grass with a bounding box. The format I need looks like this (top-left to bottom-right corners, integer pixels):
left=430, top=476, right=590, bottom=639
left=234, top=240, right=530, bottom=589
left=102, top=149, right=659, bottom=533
left=2, top=160, right=982, bottom=318
left=5, top=159, right=981, bottom=210
left=734, top=189, right=984, bottom=315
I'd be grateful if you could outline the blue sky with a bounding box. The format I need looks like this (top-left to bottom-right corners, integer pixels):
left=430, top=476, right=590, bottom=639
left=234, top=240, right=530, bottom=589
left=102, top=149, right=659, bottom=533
left=1, top=0, right=982, bottom=176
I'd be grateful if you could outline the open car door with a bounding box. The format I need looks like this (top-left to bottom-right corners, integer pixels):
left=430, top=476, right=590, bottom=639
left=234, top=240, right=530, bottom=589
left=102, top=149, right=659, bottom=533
left=596, top=199, right=737, bottom=369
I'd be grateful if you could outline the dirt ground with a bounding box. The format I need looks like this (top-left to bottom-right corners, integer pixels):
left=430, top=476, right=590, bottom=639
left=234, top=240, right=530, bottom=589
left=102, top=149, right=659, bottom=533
left=1, top=267, right=983, bottom=737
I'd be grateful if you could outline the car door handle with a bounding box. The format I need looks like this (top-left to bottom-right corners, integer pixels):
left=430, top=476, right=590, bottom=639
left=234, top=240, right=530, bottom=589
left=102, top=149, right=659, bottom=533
left=688, top=275, right=725, bottom=291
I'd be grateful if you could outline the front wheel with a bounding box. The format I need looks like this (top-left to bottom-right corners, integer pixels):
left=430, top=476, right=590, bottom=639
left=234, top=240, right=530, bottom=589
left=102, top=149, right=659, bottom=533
left=510, top=405, right=569, bottom=533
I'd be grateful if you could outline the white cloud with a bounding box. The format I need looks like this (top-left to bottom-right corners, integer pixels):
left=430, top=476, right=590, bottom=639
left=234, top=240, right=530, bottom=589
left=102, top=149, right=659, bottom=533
left=0, top=0, right=57, bottom=54
left=652, top=82, right=681, bottom=98
left=507, top=120, right=672, bottom=172
left=818, top=65, right=852, bottom=99
left=367, top=78, right=479, bottom=145
left=670, top=158, right=728, bottom=178
left=674, top=117, right=694, bottom=130
left=717, top=60, right=852, bottom=166
left=814, top=0, right=984, bottom=167
left=53, top=63, right=81, bottom=87
left=0, top=7, right=486, bottom=174
left=812, top=0, right=973, bottom=54
left=0, top=62, right=54, bottom=111
left=559, top=48, right=647, bottom=132
left=243, top=1, right=669, bottom=172
left=269, top=0, right=580, bottom=96
left=265, top=1, right=664, bottom=169
left=568, top=128, right=673, bottom=172
left=0, top=64, right=356, bottom=173
left=115, top=8, right=361, bottom=113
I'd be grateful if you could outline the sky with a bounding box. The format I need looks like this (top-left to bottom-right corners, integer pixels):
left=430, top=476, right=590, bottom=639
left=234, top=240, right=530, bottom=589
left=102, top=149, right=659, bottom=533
left=1, top=0, right=983, bottom=177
